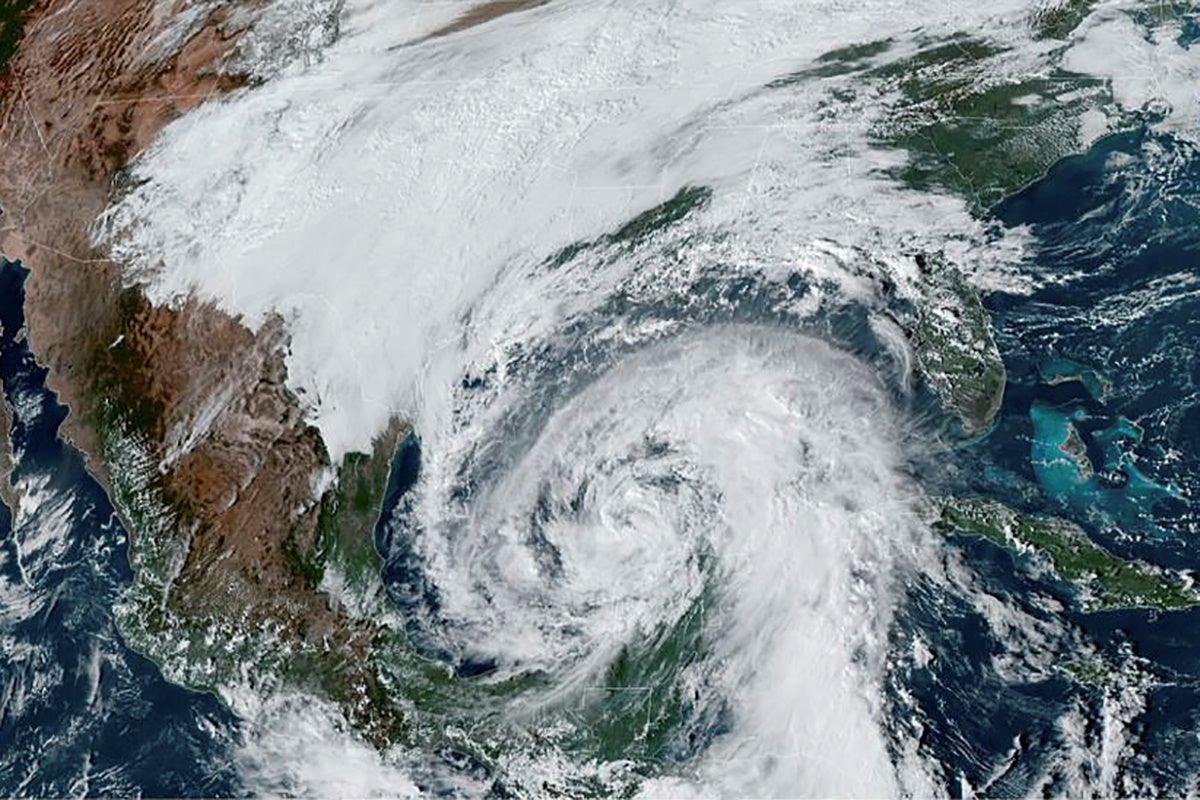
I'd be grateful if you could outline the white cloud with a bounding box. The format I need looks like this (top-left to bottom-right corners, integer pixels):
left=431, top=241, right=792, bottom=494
left=99, top=0, right=1040, bottom=460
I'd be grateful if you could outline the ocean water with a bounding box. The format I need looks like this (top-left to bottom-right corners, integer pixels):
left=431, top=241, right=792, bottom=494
left=2, top=115, right=1200, bottom=800
left=938, top=125, right=1200, bottom=795
left=0, top=260, right=242, bottom=797
left=986, top=126, right=1200, bottom=545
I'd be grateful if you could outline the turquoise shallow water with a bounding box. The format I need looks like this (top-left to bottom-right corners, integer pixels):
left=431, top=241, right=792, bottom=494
left=937, top=125, right=1200, bottom=793
left=2, top=122, right=1200, bottom=795
left=984, top=126, right=1200, bottom=549
left=1028, top=399, right=1181, bottom=534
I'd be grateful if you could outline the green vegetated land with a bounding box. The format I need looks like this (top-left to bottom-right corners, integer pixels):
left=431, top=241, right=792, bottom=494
left=797, top=24, right=1200, bottom=615
left=789, top=21, right=1115, bottom=212
left=936, top=497, right=1199, bottom=612
left=1059, top=657, right=1121, bottom=687
left=0, top=0, right=35, bottom=73
left=873, top=35, right=1111, bottom=211
left=902, top=254, right=1007, bottom=436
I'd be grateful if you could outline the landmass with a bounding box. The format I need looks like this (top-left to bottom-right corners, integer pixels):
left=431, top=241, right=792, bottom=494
left=1029, top=394, right=1183, bottom=535
left=1039, top=358, right=1112, bottom=402
left=1060, top=657, right=1121, bottom=687
left=898, top=253, right=1007, bottom=435
left=0, top=0, right=542, bottom=747
left=773, top=9, right=1116, bottom=212
left=423, top=0, right=549, bottom=41
left=0, top=0, right=1168, bottom=757
left=934, top=496, right=1199, bottom=612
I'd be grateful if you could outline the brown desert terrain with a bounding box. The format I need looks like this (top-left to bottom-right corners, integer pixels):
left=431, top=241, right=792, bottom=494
left=0, top=0, right=401, bottom=740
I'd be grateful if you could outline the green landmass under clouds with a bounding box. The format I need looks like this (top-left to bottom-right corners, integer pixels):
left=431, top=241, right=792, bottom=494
left=935, top=497, right=1199, bottom=612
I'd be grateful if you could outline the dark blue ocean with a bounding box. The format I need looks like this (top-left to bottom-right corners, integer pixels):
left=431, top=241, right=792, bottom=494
left=1, top=123, right=1199, bottom=795
left=919, top=126, right=1200, bottom=795
left=0, top=262, right=242, bottom=796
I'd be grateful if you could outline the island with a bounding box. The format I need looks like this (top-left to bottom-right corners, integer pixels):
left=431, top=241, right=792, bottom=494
left=934, top=496, right=1198, bottom=612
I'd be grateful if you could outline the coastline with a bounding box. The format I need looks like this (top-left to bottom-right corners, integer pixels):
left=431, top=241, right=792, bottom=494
left=0, top=0, right=411, bottom=742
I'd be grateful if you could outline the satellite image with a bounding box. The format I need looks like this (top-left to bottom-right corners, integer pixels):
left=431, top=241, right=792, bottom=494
left=0, top=0, right=1198, bottom=796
